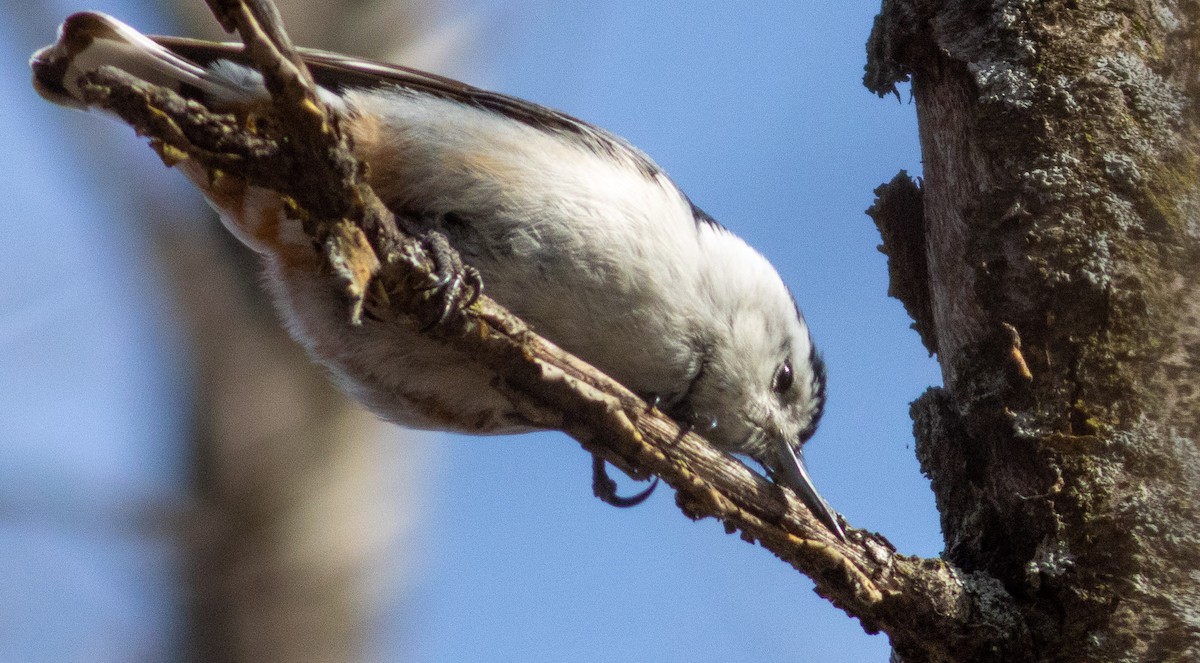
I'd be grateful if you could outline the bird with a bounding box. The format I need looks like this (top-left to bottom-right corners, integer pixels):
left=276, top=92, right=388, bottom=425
left=31, top=11, right=845, bottom=539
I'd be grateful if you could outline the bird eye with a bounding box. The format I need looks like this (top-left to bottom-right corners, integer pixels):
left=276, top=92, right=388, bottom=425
left=773, top=359, right=794, bottom=394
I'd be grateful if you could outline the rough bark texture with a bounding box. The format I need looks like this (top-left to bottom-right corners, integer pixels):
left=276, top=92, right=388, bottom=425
left=867, top=0, right=1200, bottom=660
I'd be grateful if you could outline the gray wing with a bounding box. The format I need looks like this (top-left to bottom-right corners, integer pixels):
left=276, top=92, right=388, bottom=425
left=152, top=36, right=662, bottom=178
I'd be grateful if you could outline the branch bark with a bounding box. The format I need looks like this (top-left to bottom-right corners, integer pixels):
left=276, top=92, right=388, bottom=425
left=52, top=1, right=1022, bottom=657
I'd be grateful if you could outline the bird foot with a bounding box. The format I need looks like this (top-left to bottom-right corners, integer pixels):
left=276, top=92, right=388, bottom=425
left=413, top=231, right=482, bottom=331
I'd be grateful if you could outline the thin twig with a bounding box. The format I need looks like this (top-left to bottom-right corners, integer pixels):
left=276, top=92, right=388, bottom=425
left=62, top=1, right=1018, bottom=654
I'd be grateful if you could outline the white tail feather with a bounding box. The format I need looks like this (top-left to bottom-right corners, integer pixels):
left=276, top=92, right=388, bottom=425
left=31, top=12, right=266, bottom=109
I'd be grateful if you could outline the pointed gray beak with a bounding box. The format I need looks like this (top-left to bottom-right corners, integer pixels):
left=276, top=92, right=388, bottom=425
left=775, top=442, right=846, bottom=541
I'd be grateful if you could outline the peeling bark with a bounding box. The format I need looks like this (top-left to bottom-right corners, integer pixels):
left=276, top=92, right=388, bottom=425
left=868, top=171, right=936, bottom=355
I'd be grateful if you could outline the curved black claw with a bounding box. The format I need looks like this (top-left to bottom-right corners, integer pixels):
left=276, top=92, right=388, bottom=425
left=592, top=455, right=658, bottom=508
left=414, top=231, right=482, bottom=331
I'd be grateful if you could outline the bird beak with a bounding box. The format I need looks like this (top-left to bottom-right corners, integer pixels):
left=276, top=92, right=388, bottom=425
left=775, top=441, right=846, bottom=541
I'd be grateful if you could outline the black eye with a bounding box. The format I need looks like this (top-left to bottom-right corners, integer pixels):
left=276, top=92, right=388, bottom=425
left=773, top=359, right=794, bottom=394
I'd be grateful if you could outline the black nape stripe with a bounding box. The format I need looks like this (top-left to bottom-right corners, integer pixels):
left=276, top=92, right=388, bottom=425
left=798, top=347, right=827, bottom=443
left=687, top=199, right=726, bottom=231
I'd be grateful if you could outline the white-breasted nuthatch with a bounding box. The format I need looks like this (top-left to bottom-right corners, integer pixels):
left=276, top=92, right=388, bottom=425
left=31, top=11, right=845, bottom=539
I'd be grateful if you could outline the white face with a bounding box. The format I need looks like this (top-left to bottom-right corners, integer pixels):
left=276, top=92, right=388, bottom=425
left=684, top=298, right=824, bottom=465
left=678, top=250, right=839, bottom=536
left=678, top=223, right=825, bottom=466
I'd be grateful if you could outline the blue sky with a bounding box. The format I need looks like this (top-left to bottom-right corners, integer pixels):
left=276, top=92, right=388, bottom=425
left=2, top=1, right=938, bottom=660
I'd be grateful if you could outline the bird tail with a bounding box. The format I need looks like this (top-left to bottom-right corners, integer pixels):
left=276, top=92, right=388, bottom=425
left=31, top=12, right=265, bottom=111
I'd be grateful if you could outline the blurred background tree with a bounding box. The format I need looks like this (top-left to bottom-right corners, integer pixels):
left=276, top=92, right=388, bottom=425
left=167, top=2, right=466, bottom=660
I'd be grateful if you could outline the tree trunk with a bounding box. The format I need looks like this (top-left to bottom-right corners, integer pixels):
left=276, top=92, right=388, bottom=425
left=867, top=0, right=1200, bottom=660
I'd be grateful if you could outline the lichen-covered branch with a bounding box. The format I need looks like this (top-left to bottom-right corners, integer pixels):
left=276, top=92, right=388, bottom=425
left=57, top=1, right=1027, bottom=656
